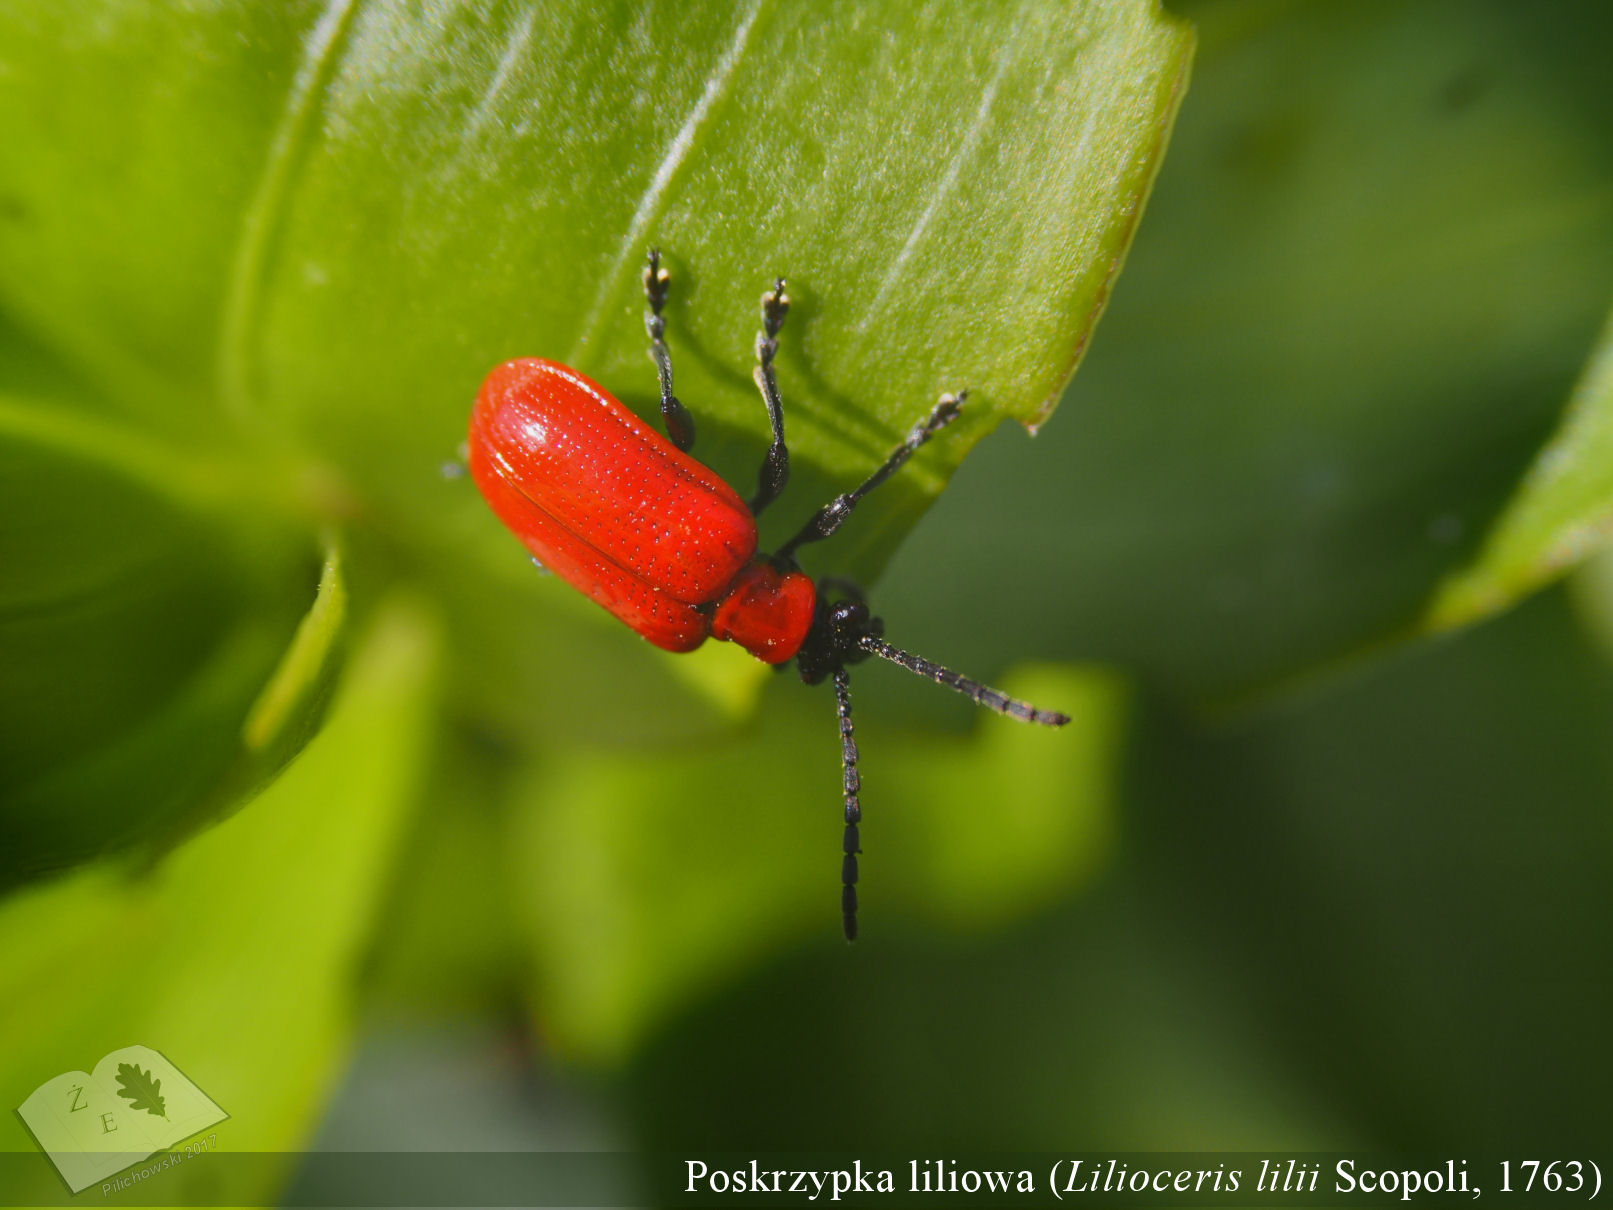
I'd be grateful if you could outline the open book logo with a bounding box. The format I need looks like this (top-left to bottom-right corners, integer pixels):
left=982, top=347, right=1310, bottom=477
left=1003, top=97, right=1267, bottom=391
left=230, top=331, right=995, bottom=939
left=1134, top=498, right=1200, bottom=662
left=115, top=1062, right=167, bottom=1119
left=15, top=1045, right=228, bottom=1194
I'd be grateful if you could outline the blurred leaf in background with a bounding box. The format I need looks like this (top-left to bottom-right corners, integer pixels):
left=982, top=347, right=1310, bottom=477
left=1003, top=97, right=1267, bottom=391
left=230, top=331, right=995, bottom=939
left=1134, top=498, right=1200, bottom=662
left=0, top=600, right=436, bottom=1202
left=878, top=0, right=1613, bottom=705
left=0, top=401, right=343, bottom=889
left=509, top=664, right=1127, bottom=1062
left=623, top=587, right=1613, bottom=1153
left=1431, top=307, right=1613, bottom=628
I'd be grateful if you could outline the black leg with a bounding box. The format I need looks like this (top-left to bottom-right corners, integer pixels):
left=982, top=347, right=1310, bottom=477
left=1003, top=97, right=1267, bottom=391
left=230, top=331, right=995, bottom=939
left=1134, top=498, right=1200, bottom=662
left=834, top=667, right=862, bottom=942
left=642, top=249, right=695, bottom=452
left=749, top=278, right=791, bottom=515
left=858, top=636, right=1070, bottom=726
left=777, top=392, right=965, bottom=560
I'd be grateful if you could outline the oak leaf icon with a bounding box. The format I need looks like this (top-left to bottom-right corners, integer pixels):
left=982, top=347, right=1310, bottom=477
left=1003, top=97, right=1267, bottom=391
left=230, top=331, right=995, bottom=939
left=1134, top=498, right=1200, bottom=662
left=115, top=1063, right=167, bottom=1119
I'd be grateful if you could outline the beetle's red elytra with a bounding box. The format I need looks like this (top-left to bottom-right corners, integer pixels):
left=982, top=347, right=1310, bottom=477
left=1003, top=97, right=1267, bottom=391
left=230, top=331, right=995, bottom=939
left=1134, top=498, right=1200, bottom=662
left=468, top=250, right=1068, bottom=941
left=469, top=357, right=815, bottom=662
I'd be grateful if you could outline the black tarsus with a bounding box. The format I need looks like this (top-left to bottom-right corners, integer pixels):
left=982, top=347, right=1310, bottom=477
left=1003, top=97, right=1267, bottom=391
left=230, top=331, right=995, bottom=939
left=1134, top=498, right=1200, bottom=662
left=642, top=249, right=696, bottom=452
left=834, top=667, right=862, bottom=942
left=776, top=391, right=966, bottom=561
left=749, top=278, right=792, bottom=515
left=858, top=635, right=1070, bottom=727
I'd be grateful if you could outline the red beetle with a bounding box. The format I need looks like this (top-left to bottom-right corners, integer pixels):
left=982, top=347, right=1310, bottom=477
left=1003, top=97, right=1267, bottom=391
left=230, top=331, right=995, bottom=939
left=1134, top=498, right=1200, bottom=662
left=469, top=251, right=1067, bottom=940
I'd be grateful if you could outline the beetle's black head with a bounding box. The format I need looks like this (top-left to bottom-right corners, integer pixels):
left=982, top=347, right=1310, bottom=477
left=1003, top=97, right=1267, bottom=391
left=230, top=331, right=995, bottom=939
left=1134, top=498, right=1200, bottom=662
left=795, top=590, right=883, bottom=685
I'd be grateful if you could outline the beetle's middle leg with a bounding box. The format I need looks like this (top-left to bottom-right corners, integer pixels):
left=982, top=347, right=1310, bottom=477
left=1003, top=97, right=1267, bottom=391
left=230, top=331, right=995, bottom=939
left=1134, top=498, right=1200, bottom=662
left=749, top=278, right=791, bottom=516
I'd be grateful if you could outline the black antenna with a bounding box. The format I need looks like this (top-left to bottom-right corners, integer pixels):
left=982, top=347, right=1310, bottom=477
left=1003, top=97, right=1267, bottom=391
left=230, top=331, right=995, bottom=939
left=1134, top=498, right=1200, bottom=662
left=834, top=667, right=862, bottom=942
left=858, top=636, right=1070, bottom=727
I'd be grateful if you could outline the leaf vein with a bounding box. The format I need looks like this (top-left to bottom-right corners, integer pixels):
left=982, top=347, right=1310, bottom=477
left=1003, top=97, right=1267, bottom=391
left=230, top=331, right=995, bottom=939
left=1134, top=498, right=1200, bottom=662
left=218, top=0, right=364, bottom=415
left=566, top=0, right=767, bottom=365
left=857, top=29, right=1021, bottom=335
left=461, top=8, right=538, bottom=147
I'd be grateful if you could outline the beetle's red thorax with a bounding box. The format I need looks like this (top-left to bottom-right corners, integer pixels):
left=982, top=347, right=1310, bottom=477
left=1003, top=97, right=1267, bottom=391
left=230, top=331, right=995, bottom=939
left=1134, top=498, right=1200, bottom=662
left=710, top=562, right=816, bottom=664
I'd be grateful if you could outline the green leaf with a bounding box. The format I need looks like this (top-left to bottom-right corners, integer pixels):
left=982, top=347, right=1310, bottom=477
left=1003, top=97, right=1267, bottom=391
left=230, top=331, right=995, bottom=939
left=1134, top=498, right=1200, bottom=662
left=257, top=1, right=1190, bottom=582
left=351, top=733, right=527, bottom=1020
left=114, top=1062, right=167, bottom=1119
left=428, top=544, right=782, bottom=746
left=872, top=1, right=1613, bottom=701
left=0, top=400, right=345, bottom=888
left=1428, top=307, right=1613, bottom=629
left=0, top=1, right=328, bottom=421
left=0, top=1, right=1192, bottom=754
left=0, top=598, right=437, bottom=1204
left=241, top=540, right=348, bottom=758
left=0, top=0, right=1192, bottom=576
left=507, top=664, right=1127, bottom=1062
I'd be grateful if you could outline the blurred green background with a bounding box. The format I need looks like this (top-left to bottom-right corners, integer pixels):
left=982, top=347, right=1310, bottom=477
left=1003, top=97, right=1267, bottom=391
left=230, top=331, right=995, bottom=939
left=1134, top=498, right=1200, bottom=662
left=4, top=0, right=1613, bottom=1201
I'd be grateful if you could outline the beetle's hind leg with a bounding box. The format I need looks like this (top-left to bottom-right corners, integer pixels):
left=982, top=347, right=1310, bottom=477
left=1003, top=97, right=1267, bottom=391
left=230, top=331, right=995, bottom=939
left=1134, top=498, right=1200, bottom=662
left=777, top=391, right=965, bottom=560
left=749, top=278, right=791, bottom=515
left=643, top=249, right=696, bottom=452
